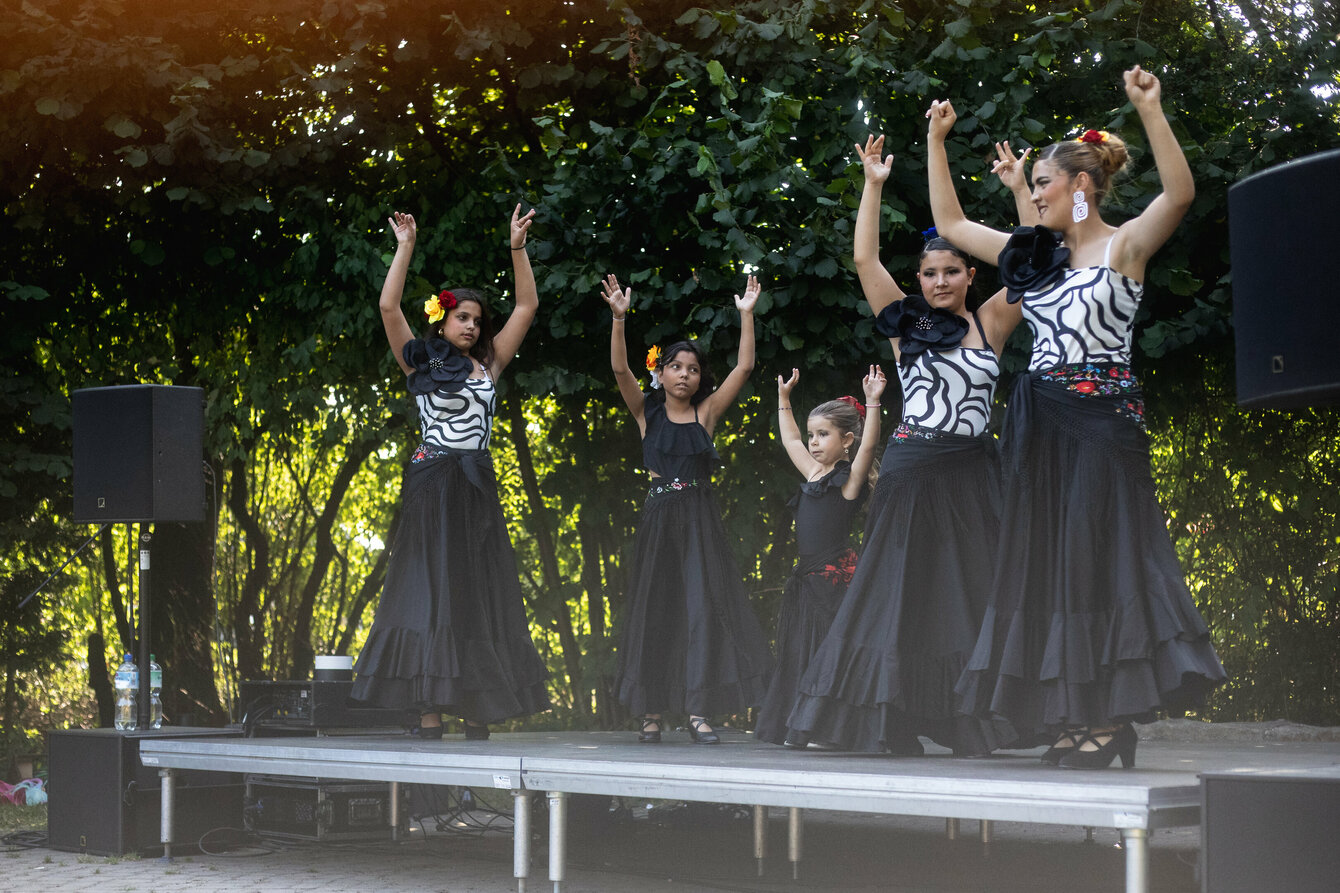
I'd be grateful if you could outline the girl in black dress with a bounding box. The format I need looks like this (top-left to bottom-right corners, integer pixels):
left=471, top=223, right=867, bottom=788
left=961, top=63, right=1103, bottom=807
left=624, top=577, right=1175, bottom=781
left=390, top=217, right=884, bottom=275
left=753, top=366, right=885, bottom=747
left=602, top=273, right=773, bottom=744
left=351, top=207, right=551, bottom=740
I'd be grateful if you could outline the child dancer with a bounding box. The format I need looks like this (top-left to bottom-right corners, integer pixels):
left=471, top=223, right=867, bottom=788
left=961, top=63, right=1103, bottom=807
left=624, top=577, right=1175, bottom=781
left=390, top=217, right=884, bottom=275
left=754, top=367, right=885, bottom=747
left=602, top=273, right=773, bottom=744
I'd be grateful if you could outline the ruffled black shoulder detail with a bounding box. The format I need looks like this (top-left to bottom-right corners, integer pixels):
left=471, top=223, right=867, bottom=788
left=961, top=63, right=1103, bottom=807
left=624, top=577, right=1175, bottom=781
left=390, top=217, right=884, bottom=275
left=404, top=337, right=472, bottom=396
left=997, top=225, right=1070, bottom=304
left=874, top=293, right=969, bottom=368
left=788, top=461, right=852, bottom=509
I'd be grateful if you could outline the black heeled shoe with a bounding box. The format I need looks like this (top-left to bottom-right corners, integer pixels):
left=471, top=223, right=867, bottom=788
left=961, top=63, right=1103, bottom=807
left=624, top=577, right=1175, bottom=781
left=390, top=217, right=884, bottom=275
left=1058, top=724, right=1137, bottom=769
left=464, top=721, right=491, bottom=741
left=1040, top=727, right=1086, bottom=765
left=416, top=711, right=444, bottom=740
left=638, top=716, right=663, bottom=744
left=688, top=716, right=720, bottom=745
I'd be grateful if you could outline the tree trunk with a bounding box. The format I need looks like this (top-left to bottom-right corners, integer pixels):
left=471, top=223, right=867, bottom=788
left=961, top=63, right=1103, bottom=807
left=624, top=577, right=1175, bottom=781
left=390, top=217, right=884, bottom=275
left=86, top=632, right=114, bottom=728
left=227, top=455, right=270, bottom=681
left=152, top=519, right=226, bottom=726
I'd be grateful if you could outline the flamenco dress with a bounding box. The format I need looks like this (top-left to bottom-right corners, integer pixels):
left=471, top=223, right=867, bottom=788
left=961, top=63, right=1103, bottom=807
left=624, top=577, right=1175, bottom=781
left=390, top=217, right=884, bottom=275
left=351, top=337, right=551, bottom=724
left=955, top=230, right=1226, bottom=738
left=753, top=462, right=863, bottom=746
left=786, top=298, right=1013, bottom=754
left=613, top=395, right=773, bottom=717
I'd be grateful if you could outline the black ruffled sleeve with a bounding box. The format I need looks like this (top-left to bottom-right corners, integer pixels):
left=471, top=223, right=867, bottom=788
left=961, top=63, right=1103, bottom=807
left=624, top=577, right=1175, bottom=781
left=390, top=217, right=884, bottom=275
left=404, top=337, right=472, bottom=396
left=874, top=293, right=970, bottom=368
left=997, top=225, right=1070, bottom=304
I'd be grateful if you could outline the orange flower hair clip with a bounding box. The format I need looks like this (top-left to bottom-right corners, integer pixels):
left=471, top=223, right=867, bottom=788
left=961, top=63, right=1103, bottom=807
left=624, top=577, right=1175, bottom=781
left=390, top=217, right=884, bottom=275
left=645, top=345, right=662, bottom=388
left=424, top=289, right=458, bottom=324
left=1076, top=129, right=1110, bottom=144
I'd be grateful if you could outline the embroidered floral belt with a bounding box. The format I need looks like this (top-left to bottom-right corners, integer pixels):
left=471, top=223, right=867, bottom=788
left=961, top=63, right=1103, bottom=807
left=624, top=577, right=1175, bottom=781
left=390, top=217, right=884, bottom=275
left=1037, top=363, right=1146, bottom=429
left=646, top=477, right=703, bottom=500
left=891, top=422, right=946, bottom=442
left=411, top=442, right=488, bottom=464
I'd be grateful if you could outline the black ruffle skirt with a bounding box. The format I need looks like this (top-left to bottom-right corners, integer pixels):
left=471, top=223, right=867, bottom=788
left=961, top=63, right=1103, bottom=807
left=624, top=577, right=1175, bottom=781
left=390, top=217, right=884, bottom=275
left=351, top=450, right=551, bottom=723
left=955, top=374, right=1226, bottom=738
left=614, top=483, right=773, bottom=716
left=787, top=431, right=1015, bottom=754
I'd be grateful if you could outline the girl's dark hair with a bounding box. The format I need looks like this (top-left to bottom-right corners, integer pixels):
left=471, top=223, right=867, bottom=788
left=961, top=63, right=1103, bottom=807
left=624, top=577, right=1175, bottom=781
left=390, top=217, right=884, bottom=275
left=653, top=340, right=716, bottom=405
left=424, top=287, right=496, bottom=366
left=1036, top=133, right=1130, bottom=205
left=809, top=399, right=879, bottom=492
left=919, top=236, right=982, bottom=311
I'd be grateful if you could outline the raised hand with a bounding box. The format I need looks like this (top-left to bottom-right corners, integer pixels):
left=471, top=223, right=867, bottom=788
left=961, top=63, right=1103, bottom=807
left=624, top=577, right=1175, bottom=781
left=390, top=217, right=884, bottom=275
left=734, top=274, right=761, bottom=314
left=778, top=368, right=799, bottom=401
left=990, top=141, right=1032, bottom=192
left=388, top=211, right=416, bottom=245
left=855, top=134, right=895, bottom=185
left=862, top=364, right=887, bottom=403
left=926, top=99, right=957, bottom=141
left=1123, top=65, right=1162, bottom=111
left=510, top=202, right=535, bottom=249
left=601, top=273, right=631, bottom=317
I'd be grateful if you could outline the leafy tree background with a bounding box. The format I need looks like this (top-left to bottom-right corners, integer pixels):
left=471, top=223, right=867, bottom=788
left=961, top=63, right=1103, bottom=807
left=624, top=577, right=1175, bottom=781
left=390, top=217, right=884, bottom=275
left=1, top=0, right=1337, bottom=743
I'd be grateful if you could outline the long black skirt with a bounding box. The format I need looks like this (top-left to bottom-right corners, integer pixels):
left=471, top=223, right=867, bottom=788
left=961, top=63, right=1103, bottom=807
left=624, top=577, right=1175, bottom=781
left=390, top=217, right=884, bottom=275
left=614, top=483, right=772, bottom=716
left=351, top=450, right=551, bottom=724
left=787, top=431, right=1014, bottom=754
left=955, top=374, right=1226, bottom=738
left=754, top=546, right=856, bottom=746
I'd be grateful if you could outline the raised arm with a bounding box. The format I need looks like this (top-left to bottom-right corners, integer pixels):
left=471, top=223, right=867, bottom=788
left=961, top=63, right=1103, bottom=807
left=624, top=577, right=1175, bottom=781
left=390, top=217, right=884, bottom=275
left=1109, top=66, right=1195, bottom=280
left=380, top=212, right=417, bottom=376
left=992, top=141, right=1040, bottom=227
left=926, top=100, right=1011, bottom=266
left=602, top=274, right=647, bottom=428
left=488, top=203, right=538, bottom=376
left=841, top=365, right=886, bottom=501
left=853, top=135, right=909, bottom=319
left=698, top=274, right=759, bottom=433
left=776, top=368, right=820, bottom=478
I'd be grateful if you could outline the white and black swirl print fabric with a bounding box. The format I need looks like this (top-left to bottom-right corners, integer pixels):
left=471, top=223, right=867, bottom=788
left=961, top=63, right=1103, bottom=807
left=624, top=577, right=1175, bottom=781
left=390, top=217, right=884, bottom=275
left=896, top=347, right=1000, bottom=437
left=1024, top=266, right=1143, bottom=372
left=415, top=375, right=496, bottom=450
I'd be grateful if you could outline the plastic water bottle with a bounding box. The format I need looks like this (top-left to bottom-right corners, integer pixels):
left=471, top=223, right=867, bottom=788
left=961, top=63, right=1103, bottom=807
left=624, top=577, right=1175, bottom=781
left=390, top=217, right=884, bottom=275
left=149, top=654, right=163, bottom=729
left=114, top=653, right=138, bottom=730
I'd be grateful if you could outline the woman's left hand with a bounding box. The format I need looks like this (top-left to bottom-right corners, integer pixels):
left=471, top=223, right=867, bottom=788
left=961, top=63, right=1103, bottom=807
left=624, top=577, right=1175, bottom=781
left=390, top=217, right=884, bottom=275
left=510, top=203, right=535, bottom=249
left=734, top=274, right=761, bottom=314
left=991, top=141, right=1032, bottom=192
left=1123, top=65, right=1162, bottom=111
left=862, top=364, right=886, bottom=403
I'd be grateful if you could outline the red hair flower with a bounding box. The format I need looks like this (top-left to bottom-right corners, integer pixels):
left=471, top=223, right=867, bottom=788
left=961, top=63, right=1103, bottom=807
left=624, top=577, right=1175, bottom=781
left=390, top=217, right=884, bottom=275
left=837, top=395, right=865, bottom=419
left=1077, top=129, right=1109, bottom=144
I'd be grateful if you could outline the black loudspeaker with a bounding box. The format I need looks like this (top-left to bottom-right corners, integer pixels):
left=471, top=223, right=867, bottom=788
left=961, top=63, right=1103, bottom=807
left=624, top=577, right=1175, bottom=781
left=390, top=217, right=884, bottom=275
left=47, top=728, right=244, bottom=856
left=1202, top=770, right=1340, bottom=892
left=72, top=384, right=206, bottom=522
left=1229, top=148, right=1340, bottom=408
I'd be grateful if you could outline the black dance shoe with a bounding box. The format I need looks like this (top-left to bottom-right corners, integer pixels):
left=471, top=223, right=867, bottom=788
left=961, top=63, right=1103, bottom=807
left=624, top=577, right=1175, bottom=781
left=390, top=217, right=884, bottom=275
left=416, top=712, right=445, bottom=740
left=688, top=716, right=720, bottom=745
left=1039, top=727, right=1086, bottom=765
left=1058, top=724, right=1137, bottom=770
left=886, top=731, right=924, bottom=756
left=638, top=716, right=663, bottom=744
left=464, top=721, right=491, bottom=741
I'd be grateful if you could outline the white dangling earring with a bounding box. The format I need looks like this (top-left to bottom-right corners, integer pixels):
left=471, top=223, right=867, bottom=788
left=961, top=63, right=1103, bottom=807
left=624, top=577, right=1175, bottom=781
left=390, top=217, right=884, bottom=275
left=1072, top=190, right=1089, bottom=223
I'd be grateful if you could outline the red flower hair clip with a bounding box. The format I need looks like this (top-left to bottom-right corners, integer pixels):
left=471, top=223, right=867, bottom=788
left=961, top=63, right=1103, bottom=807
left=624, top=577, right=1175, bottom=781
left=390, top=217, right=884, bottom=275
left=423, top=289, right=458, bottom=324
left=1077, top=129, right=1110, bottom=144
left=837, top=395, right=866, bottom=419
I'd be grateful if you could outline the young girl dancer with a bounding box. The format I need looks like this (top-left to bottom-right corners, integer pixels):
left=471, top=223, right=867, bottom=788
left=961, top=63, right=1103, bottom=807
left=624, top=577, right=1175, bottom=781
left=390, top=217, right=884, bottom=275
left=929, top=66, right=1226, bottom=768
left=351, top=206, right=551, bottom=739
left=753, top=367, right=885, bottom=747
left=785, top=135, right=1019, bottom=755
left=602, top=273, right=773, bottom=744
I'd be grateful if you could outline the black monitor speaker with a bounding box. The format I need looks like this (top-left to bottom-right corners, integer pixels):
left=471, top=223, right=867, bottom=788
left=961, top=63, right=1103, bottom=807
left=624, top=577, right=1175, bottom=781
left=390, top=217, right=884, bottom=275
left=1229, top=148, right=1340, bottom=408
left=72, top=384, right=206, bottom=523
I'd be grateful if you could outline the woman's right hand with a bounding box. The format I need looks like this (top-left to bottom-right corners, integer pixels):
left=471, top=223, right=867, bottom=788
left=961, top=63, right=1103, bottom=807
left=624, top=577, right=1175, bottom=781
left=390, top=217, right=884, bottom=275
left=926, top=99, right=957, bottom=141
left=990, top=141, right=1032, bottom=193
left=778, top=368, right=799, bottom=401
left=855, top=135, right=894, bottom=185
left=601, top=273, right=631, bottom=317
left=388, top=211, right=416, bottom=246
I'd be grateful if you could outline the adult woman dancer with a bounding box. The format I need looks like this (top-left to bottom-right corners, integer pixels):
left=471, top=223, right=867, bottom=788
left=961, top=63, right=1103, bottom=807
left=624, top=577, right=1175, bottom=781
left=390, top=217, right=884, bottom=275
left=352, top=207, right=551, bottom=739
left=784, top=135, right=1018, bottom=755
left=929, top=66, right=1226, bottom=768
left=602, top=273, right=773, bottom=744
left=753, top=366, right=885, bottom=747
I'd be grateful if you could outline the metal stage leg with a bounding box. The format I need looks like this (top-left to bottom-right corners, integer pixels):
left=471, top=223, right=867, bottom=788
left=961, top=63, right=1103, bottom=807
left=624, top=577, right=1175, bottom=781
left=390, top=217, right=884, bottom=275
left=158, top=768, right=176, bottom=861
left=514, top=789, right=530, bottom=893
left=946, top=818, right=960, bottom=840
left=547, top=790, right=567, bottom=893
left=788, top=807, right=803, bottom=880
left=389, top=782, right=401, bottom=842
left=753, top=805, right=767, bottom=876
left=980, top=819, right=993, bottom=845
left=1122, top=828, right=1150, bottom=893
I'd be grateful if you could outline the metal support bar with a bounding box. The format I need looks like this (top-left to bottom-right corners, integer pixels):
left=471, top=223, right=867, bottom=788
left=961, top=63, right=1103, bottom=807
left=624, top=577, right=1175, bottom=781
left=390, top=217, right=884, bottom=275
left=158, top=768, right=176, bottom=861
left=788, top=807, right=803, bottom=880
left=1123, top=828, right=1150, bottom=893
left=979, top=819, right=994, bottom=845
left=137, top=533, right=152, bottom=729
left=547, top=791, right=567, bottom=893
left=946, top=818, right=960, bottom=840
left=389, top=782, right=401, bottom=842
left=753, top=805, right=767, bottom=876
left=514, top=789, right=530, bottom=893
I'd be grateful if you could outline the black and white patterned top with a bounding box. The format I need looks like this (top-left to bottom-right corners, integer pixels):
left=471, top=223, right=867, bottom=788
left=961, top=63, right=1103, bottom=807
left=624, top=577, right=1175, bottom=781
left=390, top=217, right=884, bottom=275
left=896, top=316, right=999, bottom=437
left=1023, top=238, right=1143, bottom=372
left=415, top=370, right=496, bottom=450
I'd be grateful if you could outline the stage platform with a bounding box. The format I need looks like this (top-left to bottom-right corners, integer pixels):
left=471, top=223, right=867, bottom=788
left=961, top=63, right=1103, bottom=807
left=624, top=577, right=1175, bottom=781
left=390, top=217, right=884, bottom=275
left=139, top=729, right=1340, bottom=893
